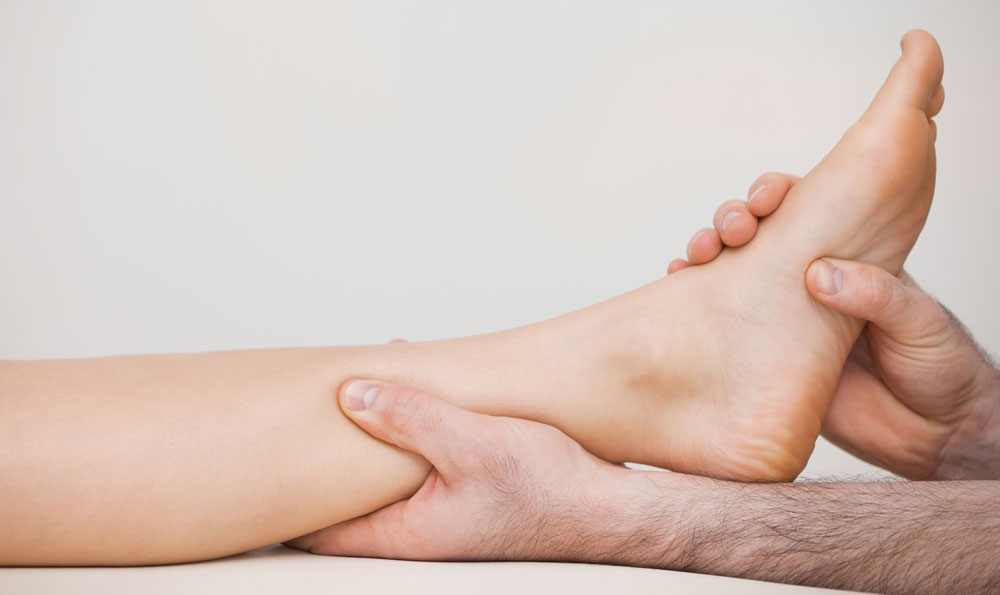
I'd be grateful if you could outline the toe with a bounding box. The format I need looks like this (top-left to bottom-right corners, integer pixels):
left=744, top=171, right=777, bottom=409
left=713, top=200, right=757, bottom=247
left=927, top=84, right=945, bottom=118
left=871, top=29, right=944, bottom=114
left=686, top=228, right=723, bottom=264
left=667, top=259, right=690, bottom=275
left=746, top=172, right=801, bottom=217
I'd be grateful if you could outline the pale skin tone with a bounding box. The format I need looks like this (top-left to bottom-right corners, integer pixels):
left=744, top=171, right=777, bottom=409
left=0, top=30, right=948, bottom=565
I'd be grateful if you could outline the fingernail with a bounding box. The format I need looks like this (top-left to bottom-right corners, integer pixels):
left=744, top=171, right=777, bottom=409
left=815, top=259, right=843, bottom=295
left=343, top=380, right=380, bottom=410
left=748, top=184, right=768, bottom=207
left=720, top=210, right=741, bottom=233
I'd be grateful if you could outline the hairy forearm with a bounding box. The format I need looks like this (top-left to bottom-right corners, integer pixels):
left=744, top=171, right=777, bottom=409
left=584, top=472, right=1000, bottom=594
left=939, top=365, right=1000, bottom=480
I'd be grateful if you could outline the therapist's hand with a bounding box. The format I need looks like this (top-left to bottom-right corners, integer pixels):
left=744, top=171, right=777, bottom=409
left=284, top=379, right=623, bottom=560
left=283, top=381, right=1000, bottom=595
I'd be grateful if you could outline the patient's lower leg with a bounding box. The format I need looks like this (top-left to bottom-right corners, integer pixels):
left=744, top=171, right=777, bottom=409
left=0, top=319, right=637, bottom=566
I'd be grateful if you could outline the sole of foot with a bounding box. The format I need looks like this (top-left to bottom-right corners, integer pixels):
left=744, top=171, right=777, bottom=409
left=617, top=30, right=944, bottom=481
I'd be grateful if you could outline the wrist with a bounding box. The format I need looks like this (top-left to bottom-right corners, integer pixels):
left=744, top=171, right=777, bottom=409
left=937, top=363, right=1000, bottom=480
left=567, top=466, right=725, bottom=570
left=550, top=465, right=643, bottom=563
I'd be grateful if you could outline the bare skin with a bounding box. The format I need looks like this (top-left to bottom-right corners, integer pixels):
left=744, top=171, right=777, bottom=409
left=612, top=29, right=946, bottom=480
left=671, top=173, right=1000, bottom=480
left=298, top=380, right=1000, bottom=594
left=668, top=172, right=804, bottom=275
left=0, top=330, right=627, bottom=565
left=297, top=161, right=1000, bottom=579
left=0, top=30, right=946, bottom=565
left=295, top=380, right=999, bottom=594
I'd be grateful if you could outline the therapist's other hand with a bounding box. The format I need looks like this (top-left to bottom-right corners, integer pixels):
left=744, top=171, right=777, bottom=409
left=805, top=260, right=999, bottom=480
left=285, top=380, right=620, bottom=560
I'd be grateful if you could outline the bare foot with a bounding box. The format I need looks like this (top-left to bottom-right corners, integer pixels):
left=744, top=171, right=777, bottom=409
left=617, top=30, right=944, bottom=480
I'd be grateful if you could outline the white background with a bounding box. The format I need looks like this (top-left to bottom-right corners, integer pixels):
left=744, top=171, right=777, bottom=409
left=2, top=1, right=998, bottom=478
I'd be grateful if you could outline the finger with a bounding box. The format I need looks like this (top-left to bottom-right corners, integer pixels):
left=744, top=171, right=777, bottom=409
left=339, top=379, right=484, bottom=475
left=667, top=258, right=690, bottom=275
left=686, top=228, right=723, bottom=265
left=389, top=338, right=408, bottom=344
left=804, top=258, right=939, bottom=341
left=712, top=199, right=758, bottom=247
left=285, top=500, right=409, bottom=558
left=821, top=357, right=935, bottom=478
left=745, top=172, right=802, bottom=217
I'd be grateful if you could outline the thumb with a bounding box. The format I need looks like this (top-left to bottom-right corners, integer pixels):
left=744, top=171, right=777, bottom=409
left=285, top=499, right=410, bottom=558
left=805, top=258, right=928, bottom=338
left=339, top=379, right=479, bottom=475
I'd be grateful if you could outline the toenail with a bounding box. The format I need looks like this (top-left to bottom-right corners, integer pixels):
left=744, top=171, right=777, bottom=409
left=815, top=259, right=843, bottom=295
left=748, top=184, right=768, bottom=206
left=721, top=211, right=741, bottom=233
left=687, top=230, right=707, bottom=254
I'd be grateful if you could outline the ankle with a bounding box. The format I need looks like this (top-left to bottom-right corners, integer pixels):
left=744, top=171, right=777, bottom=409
left=602, top=280, right=689, bottom=397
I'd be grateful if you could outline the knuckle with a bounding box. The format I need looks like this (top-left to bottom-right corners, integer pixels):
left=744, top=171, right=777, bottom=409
left=379, top=386, right=441, bottom=436
left=859, top=266, right=899, bottom=314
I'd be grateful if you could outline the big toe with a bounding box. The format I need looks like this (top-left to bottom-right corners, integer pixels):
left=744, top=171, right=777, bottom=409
left=871, top=29, right=944, bottom=115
